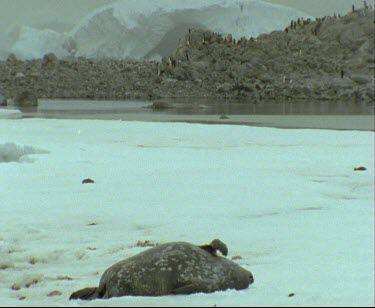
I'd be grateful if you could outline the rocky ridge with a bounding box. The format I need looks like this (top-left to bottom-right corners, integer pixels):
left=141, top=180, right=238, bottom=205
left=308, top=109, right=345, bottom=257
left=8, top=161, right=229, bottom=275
left=0, top=6, right=373, bottom=104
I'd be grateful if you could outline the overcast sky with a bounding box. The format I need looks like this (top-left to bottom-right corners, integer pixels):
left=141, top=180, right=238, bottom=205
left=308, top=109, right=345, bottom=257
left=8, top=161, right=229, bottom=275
left=0, top=0, right=366, bottom=31
left=264, top=0, right=366, bottom=17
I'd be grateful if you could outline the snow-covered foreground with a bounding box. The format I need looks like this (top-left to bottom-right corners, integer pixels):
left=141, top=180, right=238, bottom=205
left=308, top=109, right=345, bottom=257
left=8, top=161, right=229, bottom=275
left=0, top=114, right=373, bottom=307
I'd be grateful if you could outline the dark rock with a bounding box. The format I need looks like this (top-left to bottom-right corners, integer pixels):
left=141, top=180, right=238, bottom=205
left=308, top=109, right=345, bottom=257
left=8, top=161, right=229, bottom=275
left=82, top=178, right=95, bottom=184
left=47, top=290, right=62, bottom=297
left=171, top=67, right=190, bottom=81
left=14, top=91, right=38, bottom=107
left=42, top=53, right=59, bottom=67
left=6, top=53, right=17, bottom=64
left=147, top=101, right=175, bottom=110
left=0, top=94, right=6, bottom=106
left=353, top=166, right=367, bottom=171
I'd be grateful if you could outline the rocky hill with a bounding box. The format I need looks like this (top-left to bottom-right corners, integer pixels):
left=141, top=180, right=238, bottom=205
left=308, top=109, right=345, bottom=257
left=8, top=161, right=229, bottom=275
left=161, top=5, right=374, bottom=102
left=0, top=5, right=373, bottom=104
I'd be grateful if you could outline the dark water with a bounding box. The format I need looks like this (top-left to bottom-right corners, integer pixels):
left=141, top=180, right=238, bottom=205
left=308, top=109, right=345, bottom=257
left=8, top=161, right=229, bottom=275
left=3, top=98, right=375, bottom=130
left=16, top=98, right=374, bottom=115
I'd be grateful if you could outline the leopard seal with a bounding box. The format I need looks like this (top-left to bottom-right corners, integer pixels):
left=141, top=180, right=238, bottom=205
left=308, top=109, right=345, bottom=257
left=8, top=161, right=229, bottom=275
left=69, top=239, right=254, bottom=300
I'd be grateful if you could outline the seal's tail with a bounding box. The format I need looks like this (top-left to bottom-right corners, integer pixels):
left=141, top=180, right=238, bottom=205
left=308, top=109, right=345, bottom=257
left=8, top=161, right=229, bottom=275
left=69, top=287, right=98, bottom=300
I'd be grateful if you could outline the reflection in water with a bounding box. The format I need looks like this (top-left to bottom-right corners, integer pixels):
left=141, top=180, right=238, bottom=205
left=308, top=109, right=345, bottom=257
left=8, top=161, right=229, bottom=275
left=16, top=106, right=39, bottom=113
left=2, top=98, right=374, bottom=131
left=170, top=99, right=372, bottom=116
left=11, top=98, right=374, bottom=117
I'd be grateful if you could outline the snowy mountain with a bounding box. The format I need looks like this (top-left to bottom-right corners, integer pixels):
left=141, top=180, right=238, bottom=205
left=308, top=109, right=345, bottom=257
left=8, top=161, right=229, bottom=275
left=10, top=0, right=311, bottom=60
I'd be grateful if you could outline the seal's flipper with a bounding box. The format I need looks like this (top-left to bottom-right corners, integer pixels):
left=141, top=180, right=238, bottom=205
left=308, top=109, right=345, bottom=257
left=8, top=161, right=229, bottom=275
left=199, top=239, right=228, bottom=257
left=69, top=287, right=98, bottom=300
left=171, top=284, right=200, bottom=295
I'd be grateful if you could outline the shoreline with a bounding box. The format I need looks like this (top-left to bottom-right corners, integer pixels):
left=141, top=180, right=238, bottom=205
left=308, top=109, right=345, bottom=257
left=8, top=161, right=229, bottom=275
left=168, top=115, right=375, bottom=132
left=2, top=106, right=373, bottom=131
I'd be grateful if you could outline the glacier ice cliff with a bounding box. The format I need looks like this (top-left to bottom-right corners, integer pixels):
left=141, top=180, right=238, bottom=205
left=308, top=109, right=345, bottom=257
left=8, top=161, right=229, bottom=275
left=10, top=0, right=311, bottom=60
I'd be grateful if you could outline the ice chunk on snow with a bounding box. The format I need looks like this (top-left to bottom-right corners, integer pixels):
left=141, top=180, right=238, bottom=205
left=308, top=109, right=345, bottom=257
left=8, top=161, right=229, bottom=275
left=0, top=143, right=48, bottom=163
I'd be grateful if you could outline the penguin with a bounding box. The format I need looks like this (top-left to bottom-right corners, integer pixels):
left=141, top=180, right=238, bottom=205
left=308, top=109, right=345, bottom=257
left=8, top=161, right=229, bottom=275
left=156, top=62, right=161, bottom=76
left=340, top=69, right=345, bottom=79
